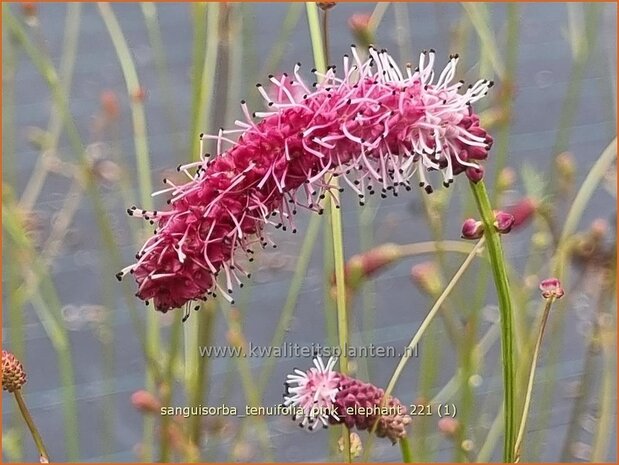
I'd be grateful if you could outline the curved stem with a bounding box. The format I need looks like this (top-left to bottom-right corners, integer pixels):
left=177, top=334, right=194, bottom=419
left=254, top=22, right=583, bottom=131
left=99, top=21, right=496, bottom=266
left=513, top=297, right=556, bottom=462
left=363, top=238, right=485, bottom=461
left=469, top=180, right=516, bottom=462
left=14, top=391, right=49, bottom=463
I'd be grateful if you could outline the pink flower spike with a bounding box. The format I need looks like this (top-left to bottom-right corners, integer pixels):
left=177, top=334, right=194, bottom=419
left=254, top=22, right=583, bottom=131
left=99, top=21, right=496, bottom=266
left=120, top=47, right=493, bottom=312
left=461, top=218, right=485, bottom=240
left=494, top=211, right=515, bottom=234
left=539, top=278, right=564, bottom=300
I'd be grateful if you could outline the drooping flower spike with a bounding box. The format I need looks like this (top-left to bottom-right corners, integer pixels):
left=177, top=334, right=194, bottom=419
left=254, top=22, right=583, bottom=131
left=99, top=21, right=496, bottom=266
left=283, top=356, right=412, bottom=444
left=118, top=47, right=493, bottom=312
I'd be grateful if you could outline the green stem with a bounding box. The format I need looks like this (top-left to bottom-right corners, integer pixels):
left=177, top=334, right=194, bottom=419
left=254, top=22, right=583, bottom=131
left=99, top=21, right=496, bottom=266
left=14, top=391, right=49, bottom=462
left=513, top=297, right=556, bottom=462
left=399, top=436, right=413, bottom=463
left=469, top=180, right=516, bottom=462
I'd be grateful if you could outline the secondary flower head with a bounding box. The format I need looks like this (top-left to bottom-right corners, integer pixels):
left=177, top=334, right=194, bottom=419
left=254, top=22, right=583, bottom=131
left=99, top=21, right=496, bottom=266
left=119, top=47, right=493, bottom=312
left=283, top=356, right=411, bottom=444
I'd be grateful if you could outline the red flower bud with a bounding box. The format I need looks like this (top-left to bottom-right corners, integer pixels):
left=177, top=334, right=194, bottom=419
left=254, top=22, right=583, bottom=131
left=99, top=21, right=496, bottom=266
left=493, top=210, right=515, bottom=234
left=465, top=165, right=485, bottom=183
left=461, top=218, right=484, bottom=240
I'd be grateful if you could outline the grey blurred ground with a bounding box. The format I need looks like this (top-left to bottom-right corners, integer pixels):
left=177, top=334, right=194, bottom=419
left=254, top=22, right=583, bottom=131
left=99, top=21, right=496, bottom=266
left=2, top=2, right=617, bottom=462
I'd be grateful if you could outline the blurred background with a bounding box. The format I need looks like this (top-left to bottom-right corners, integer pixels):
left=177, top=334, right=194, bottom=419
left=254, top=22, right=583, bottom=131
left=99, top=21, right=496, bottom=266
left=2, top=2, right=617, bottom=462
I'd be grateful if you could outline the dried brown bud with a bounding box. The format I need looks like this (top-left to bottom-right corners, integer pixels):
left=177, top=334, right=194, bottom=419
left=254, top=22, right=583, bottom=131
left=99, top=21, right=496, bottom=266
left=2, top=350, right=27, bottom=392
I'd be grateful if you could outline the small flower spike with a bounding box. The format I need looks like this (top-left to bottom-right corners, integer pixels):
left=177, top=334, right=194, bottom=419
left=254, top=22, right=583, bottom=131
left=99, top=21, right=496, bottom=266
left=120, top=47, right=493, bottom=312
left=283, top=356, right=412, bottom=444
left=539, top=278, right=564, bottom=300
left=2, top=350, right=27, bottom=393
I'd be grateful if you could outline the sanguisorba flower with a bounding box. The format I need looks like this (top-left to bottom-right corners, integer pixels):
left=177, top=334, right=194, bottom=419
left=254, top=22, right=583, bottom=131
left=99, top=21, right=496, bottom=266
left=283, top=357, right=411, bottom=444
left=119, top=47, right=493, bottom=312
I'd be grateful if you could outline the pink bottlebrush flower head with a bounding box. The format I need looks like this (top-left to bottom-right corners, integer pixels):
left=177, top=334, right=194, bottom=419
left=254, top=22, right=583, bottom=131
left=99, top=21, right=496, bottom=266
left=283, top=356, right=411, bottom=443
left=118, top=47, right=493, bottom=312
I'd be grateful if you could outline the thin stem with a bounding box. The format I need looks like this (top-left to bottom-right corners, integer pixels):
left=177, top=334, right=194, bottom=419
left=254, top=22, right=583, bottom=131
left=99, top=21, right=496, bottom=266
left=364, top=239, right=485, bottom=461
left=305, top=2, right=327, bottom=73
left=14, top=391, right=49, bottom=462
left=321, top=7, right=330, bottom=66
left=469, top=180, right=516, bottom=462
left=382, top=239, right=484, bottom=398
left=513, top=297, right=556, bottom=462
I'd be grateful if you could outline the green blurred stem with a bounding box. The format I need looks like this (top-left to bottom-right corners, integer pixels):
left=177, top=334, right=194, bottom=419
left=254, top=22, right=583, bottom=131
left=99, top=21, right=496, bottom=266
left=98, top=3, right=153, bottom=209
left=399, top=436, right=413, bottom=463
left=553, top=3, right=600, bottom=156
left=141, top=2, right=182, bottom=149
left=191, top=2, right=220, bottom=162
left=97, top=4, right=160, bottom=459
left=513, top=297, right=557, bottom=462
left=259, top=3, right=303, bottom=77
left=491, top=3, right=519, bottom=195
left=14, top=391, right=49, bottom=463
left=305, top=2, right=327, bottom=73
left=469, top=180, right=516, bottom=462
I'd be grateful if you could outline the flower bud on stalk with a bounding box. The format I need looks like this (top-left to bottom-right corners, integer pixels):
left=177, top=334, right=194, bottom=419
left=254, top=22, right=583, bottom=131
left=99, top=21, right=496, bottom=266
left=131, top=390, right=161, bottom=414
left=493, top=211, right=515, bottom=234
left=349, top=14, right=374, bottom=48
left=410, top=261, right=443, bottom=296
left=539, top=278, right=564, bottom=300
left=461, top=218, right=485, bottom=240
left=342, top=243, right=402, bottom=291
